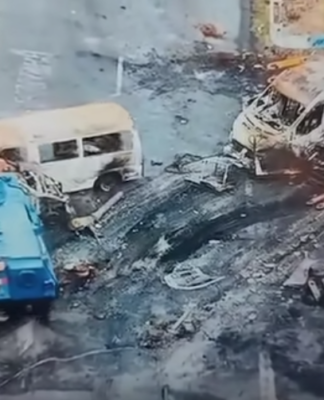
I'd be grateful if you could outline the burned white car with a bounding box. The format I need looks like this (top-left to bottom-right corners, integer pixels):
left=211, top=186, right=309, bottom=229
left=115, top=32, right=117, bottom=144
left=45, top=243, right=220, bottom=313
left=229, top=55, right=324, bottom=176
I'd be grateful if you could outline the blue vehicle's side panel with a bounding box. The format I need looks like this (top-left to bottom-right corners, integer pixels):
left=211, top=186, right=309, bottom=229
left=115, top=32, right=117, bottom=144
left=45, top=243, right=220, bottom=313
left=0, top=174, right=58, bottom=304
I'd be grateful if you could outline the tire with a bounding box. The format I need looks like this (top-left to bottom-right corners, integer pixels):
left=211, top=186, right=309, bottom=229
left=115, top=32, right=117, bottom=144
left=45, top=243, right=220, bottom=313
left=93, top=173, right=120, bottom=193
left=33, top=300, right=52, bottom=324
left=3, top=303, right=25, bottom=320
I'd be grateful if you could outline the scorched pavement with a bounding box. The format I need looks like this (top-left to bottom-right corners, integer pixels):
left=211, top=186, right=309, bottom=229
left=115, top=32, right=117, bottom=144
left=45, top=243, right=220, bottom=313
left=1, top=171, right=324, bottom=400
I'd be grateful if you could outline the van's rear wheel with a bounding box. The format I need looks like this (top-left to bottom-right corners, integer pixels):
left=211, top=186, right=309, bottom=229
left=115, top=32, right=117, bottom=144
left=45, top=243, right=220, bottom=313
left=94, top=173, right=120, bottom=193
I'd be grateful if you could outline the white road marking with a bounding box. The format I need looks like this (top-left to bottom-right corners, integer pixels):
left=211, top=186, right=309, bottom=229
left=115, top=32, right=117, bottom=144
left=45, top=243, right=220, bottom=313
left=11, top=49, right=53, bottom=109
left=259, top=350, right=278, bottom=400
left=83, top=38, right=123, bottom=98
left=115, top=56, right=124, bottom=96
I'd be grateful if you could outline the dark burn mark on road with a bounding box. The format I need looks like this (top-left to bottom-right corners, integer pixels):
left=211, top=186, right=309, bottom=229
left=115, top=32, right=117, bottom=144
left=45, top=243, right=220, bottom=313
left=75, top=50, right=117, bottom=64
left=216, top=329, right=257, bottom=355
left=125, top=49, right=266, bottom=97
left=160, top=193, right=307, bottom=264
left=162, top=386, right=226, bottom=400
left=111, top=182, right=202, bottom=265
left=270, top=347, right=324, bottom=397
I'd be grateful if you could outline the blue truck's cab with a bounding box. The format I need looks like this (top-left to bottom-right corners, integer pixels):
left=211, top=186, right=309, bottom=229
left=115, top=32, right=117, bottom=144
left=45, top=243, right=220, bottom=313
left=0, top=173, right=58, bottom=319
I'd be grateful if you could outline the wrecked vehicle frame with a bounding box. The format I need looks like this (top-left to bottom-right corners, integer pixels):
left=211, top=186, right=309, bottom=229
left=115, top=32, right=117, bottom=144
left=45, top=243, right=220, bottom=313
left=0, top=102, right=143, bottom=195
left=228, top=55, right=324, bottom=177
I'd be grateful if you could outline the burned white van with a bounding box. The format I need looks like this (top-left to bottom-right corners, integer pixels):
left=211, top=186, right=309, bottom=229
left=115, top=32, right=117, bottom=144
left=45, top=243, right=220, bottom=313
left=0, top=102, right=143, bottom=193
left=230, top=55, right=324, bottom=161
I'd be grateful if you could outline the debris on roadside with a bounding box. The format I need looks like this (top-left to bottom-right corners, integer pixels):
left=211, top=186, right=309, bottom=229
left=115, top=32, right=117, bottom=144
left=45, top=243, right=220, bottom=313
left=283, top=252, right=313, bottom=287
left=302, top=268, right=324, bottom=306
left=63, top=262, right=96, bottom=278
left=174, top=115, right=189, bottom=125
left=185, top=175, right=233, bottom=193
left=279, top=0, right=324, bottom=35
left=138, top=316, right=173, bottom=349
left=165, top=153, right=238, bottom=193
left=196, top=23, right=226, bottom=39
left=266, top=55, right=307, bottom=71
left=164, top=264, right=224, bottom=290
left=307, top=277, right=322, bottom=302
left=138, top=307, right=199, bottom=348
left=93, top=311, right=107, bottom=320
left=150, top=160, right=163, bottom=166
left=70, top=191, right=123, bottom=231
left=164, top=153, right=203, bottom=174
left=282, top=251, right=324, bottom=306
left=168, top=304, right=195, bottom=335
left=61, top=261, right=97, bottom=290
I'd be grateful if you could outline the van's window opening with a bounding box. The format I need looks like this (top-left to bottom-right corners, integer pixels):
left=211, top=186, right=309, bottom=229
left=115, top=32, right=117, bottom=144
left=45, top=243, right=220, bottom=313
left=82, top=133, right=123, bottom=157
left=255, top=86, right=305, bottom=127
left=39, top=140, right=79, bottom=163
left=296, top=103, right=324, bottom=135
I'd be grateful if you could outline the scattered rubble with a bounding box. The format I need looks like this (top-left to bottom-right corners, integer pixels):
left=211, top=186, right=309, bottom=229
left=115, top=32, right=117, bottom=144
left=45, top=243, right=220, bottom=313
left=138, top=308, right=199, bottom=349
left=150, top=160, right=163, bottom=166
left=62, top=261, right=97, bottom=290
left=164, top=264, right=224, bottom=290
left=70, top=191, right=124, bottom=231
left=280, top=0, right=324, bottom=34
left=266, top=56, right=307, bottom=71
left=196, top=23, right=226, bottom=39
left=283, top=252, right=313, bottom=287
left=165, top=153, right=238, bottom=193
left=169, top=308, right=194, bottom=335
left=174, top=115, right=188, bottom=125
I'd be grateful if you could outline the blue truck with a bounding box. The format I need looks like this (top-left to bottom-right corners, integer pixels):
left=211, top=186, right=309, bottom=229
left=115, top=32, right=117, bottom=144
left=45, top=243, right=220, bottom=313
left=0, top=173, right=59, bottom=320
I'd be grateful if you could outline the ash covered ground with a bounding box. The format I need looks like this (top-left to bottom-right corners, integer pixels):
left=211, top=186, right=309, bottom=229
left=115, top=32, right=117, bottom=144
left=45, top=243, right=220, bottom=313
left=0, top=1, right=324, bottom=400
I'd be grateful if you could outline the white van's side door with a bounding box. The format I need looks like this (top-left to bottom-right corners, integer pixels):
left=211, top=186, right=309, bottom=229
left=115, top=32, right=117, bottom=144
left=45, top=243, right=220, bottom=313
left=78, top=132, right=132, bottom=185
left=37, top=138, right=84, bottom=193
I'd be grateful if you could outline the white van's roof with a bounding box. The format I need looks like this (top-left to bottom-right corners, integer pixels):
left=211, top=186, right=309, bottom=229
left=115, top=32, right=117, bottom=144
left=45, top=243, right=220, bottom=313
left=0, top=102, right=134, bottom=150
left=273, top=55, right=324, bottom=106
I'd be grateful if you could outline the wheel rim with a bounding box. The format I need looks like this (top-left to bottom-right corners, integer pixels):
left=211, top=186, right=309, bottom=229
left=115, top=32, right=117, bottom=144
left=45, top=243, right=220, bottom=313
left=100, top=181, right=112, bottom=192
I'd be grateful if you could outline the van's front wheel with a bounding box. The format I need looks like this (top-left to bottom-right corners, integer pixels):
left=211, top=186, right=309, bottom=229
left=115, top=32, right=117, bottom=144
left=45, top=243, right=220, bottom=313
left=94, top=173, right=120, bottom=193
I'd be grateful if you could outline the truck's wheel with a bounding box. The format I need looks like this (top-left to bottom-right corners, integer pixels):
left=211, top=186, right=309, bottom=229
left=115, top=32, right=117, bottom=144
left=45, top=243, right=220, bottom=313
left=3, top=304, right=24, bottom=320
left=33, top=301, right=52, bottom=324
left=94, top=173, right=120, bottom=193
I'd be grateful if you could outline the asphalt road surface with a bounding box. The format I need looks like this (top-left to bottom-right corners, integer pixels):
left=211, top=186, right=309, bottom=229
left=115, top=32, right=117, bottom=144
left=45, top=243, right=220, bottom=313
left=1, top=1, right=324, bottom=400
left=0, top=0, right=247, bottom=175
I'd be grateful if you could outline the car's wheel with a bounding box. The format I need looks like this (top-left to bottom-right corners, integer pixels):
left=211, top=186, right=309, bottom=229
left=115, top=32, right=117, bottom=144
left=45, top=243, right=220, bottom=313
left=94, top=173, right=120, bottom=193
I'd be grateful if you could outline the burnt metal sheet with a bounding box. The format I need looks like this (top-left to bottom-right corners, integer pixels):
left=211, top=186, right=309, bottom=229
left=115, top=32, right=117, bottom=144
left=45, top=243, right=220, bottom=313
left=273, top=55, right=324, bottom=105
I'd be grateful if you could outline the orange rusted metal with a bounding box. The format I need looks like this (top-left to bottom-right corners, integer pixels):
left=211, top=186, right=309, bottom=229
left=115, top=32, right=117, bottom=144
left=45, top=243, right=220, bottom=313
left=267, top=56, right=307, bottom=71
